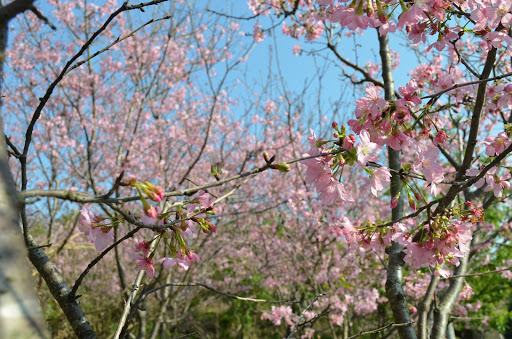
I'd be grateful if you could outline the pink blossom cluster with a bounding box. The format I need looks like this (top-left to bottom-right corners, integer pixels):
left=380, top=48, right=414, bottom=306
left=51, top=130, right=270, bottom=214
left=249, top=0, right=512, bottom=57
left=131, top=247, right=201, bottom=279
left=261, top=305, right=295, bottom=326
left=412, top=146, right=444, bottom=195
left=466, top=166, right=511, bottom=198
left=78, top=189, right=215, bottom=278
left=335, top=216, right=473, bottom=278
left=302, top=130, right=354, bottom=205
left=347, top=82, right=421, bottom=152
left=396, top=220, right=473, bottom=277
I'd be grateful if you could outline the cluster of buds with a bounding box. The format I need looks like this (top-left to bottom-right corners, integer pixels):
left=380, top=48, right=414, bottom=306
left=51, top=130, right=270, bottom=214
left=191, top=216, right=217, bottom=234
left=127, top=178, right=165, bottom=201
left=332, top=121, right=356, bottom=150
left=125, top=178, right=165, bottom=218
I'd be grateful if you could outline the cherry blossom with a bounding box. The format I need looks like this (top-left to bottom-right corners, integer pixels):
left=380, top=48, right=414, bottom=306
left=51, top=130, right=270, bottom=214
left=131, top=253, right=155, bottom=279
left=484, top=132, right=511, bottom=156
left=412, top=147, right=444, bottom=195
left=356, top=130, right=381, bottom=166
left=370, top=166, right=392, bottom=197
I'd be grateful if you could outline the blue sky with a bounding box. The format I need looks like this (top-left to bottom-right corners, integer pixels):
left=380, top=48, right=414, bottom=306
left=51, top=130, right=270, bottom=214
left=202, top=0, right=419, bottom=129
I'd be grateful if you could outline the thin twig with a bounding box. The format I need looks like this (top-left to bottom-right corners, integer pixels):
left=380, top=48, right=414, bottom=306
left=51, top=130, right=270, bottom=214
left=421, top=70, right=512, bottom=99
left=140, top=282, right=295, bottom=304
left=287, top=293, right=325, bottom=339
left=347, top=322, right=414, bottom=339
left=65, top=16, right=171, bottom=75
left=447, top=266, right=512, bottom=279
left=27, top=243, right=52, bottom=250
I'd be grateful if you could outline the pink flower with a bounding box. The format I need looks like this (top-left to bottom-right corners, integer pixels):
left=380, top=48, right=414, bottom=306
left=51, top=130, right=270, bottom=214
left=347, top=119, right=364, bottom=134
left=433, top=130, right=449, bottom=146
left=197, top=190, right=215, bottom=208
left=141, top=206, right=163, bottom=225
left=390, top=198, right=398, bottom=209
left=397, top=3, right=426, bottom=29
left=484, top=168, right=511, bottom=198
left=434, top=267, right=451, bottom=278
left=130, top=253, right=155, bottom=279
left=317, top=178, right=354, bottom=205
left=253, top=23, right=265, bottom=43
left=78, top=209, right=114, bottom=251
left=403, top=243, right=436, bottom=269
left=307, top=128, right=322, bottom=147
left=340, top=216, right=362, bottom=247
left=484, top=132, right=511, bottom=156
left=392, top=107, right=411, bottom=122
left=466, top=168, right=486, bottom=188
left=343, top=134, right=356, bottom=149
left=356, top=130, right=381, bottom=166
left=158, top=252, right=192, bottom=270
left=79, top=208, right=96, bottom=238
left=302, top=147, right=332, bottom=186
left=91, top=224, right=114, bottom=252
left=136, top=240, right=151, bottom=257
left=397, top=80, right=421, bottom=107
left=370, top=166, right=392, bottom=196
left=188, top=252, right=200, bottom=263
left=361, top=83, right=388, bottom=120
left=413, top=147, right=444, bottom=194
left=484, top=30, right=512, bottom=49
left=386, top=132, right=409, bottom=151
left=471, top=1, right=512, bottom=31
left=292, top=44, right=302, bottom=55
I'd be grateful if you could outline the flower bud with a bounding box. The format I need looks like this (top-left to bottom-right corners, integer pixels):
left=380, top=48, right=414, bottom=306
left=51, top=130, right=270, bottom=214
left=127, top=177, right=138, bottom=185
left=414, top=190, right=422, bottom=201
left=144, top=204, right=157, bottom=219
left=276, top=162, right=291, bottom=172
left=407, top=191, right=416, bottom=211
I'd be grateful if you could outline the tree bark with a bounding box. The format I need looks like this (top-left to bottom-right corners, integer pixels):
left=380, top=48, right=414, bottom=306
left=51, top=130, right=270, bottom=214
left=0, top=2, right=49, bottom=337
left=27, top=235, right=96, bottom=338
left=0, top=125, right=49, bottom=338
left=378, top=31, right=417, bottom=339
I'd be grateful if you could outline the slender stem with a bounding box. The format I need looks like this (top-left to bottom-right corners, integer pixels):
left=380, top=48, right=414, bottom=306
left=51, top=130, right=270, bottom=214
left=113, top=271, right=145, bottom=339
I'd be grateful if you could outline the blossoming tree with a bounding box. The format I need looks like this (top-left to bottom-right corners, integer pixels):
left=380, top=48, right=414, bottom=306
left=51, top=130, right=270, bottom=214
left=246, top=0, right=512, bottom=338
left=2, top=0, right=512, bottom=338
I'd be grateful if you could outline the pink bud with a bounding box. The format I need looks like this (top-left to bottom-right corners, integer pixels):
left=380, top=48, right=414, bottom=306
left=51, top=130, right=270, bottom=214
left=342, top=134, right=356, bottom=149
left=188, top=252, right=200, bottom=263
left=390, top=199, right=398, bottom=209
left=147, top=191, right=161, bottom=202
left=154, top=186, right=165, bottom=200
left=144, top=204, right=157, bottom=219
